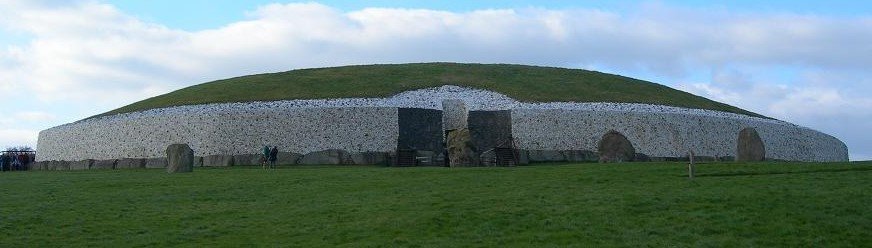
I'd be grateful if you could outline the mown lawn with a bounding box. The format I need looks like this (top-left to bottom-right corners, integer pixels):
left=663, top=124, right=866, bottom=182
left=1, top=161, right=870, bottom=247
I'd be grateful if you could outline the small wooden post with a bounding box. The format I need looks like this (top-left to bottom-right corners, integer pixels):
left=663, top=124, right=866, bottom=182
left=688, top=150, right=695, bottom=179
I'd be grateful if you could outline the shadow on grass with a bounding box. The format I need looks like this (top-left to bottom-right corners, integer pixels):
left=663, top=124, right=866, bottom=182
left=690, top=166, right=872, bottom=178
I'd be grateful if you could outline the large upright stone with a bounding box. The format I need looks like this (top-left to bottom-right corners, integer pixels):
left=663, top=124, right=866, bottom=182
left=442, top=99, right=468, bottom=131
left=736, top=127, right=765, bottom=162
left=447, top=128, right=477, bottom=166
left=598, top=130, right=635, bottom=163
left=166, top=144, right=194, bottom=173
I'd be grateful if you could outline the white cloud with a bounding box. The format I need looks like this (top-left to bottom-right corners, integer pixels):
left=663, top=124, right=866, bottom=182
left=0, top=129, right=39, bottom=150
left=13, top=111, right=55, bottom=122
left=678, top=71, right=872, bottom=161
left=0, top=1, right=870, bottom=159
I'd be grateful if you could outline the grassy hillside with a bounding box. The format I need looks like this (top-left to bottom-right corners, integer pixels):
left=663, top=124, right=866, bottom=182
left=2, top=161, right=870, bottom=246
left=100, top=63, right=763, bottom=118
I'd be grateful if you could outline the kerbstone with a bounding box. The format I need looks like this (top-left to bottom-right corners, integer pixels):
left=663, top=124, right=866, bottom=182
left=299, top=149, right=350, bottom=165
left=203, top=155, right=234, bottom=167
left=276, top=152, right=301, bottom=165
left=145, top=158, right=167, bottom=168
left=34, top=85, right=848, bottom=163
left=70, top=160, right=93, bottom=170
left=233, top=154, right=262, bottom=166
left=116, top=158, right=145, bottom=169
left=527, top=150, right=565, bottom=162
left=349, top=152, right=388, bottom=165
left=92, top=159, right=116, bottom=170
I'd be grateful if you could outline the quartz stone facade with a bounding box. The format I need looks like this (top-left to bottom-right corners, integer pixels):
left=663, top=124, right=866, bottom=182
left=36, top=85, right=848, bottom=164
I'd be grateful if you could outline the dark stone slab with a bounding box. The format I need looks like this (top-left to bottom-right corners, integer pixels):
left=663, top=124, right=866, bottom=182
left=737, top=127, right=765, bottom=162
left=564, top=150, right=598, bottom=162
left=397, top=108, right=443, bottom=154
left=92, top=159, right=117, bottom=170
left=276, top=152, right=301, bottom=165
left=349, top=152, right=388, bottom=165
left=299, top=149, right=350, bottom=165
left=29, top=161, right=47, bottom=170
left=634, top=153, right=651, bottom=162
left=517, top=150, right=530, bottom=165
left=70, top=160, right=93, bottom=170
left=233, top=154, right=263, bottom=166
left=45, top=160, right=70, bottom=171
left=145, top=158, right=168, bottom=169
left=468, top=110, right=513, bottom=153
left=116, top=158, right=146, bottom=169
left=202, top=155, right=234, bottom=167
left=527, top=150, right=565, bottom=162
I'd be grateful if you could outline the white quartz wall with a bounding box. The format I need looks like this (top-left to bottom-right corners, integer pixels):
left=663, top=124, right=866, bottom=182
left=37, top=85, right=848, bottom=162
left=38, top=107, right=398, bottom=161
left=511, top=109, right=848, bottom=162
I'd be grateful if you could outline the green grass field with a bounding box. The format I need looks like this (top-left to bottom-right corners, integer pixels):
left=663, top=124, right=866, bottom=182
left=2, top=161, right=870, bottom=247
left=99, top=63, right=762, bottom=118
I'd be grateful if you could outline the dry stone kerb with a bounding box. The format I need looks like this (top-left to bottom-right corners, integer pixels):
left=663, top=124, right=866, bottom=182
left=34, top=86, right=848, bottom=164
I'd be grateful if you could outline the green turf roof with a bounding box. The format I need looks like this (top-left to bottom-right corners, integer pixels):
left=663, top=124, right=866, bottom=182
left=99, top=63, right=763, bottom=118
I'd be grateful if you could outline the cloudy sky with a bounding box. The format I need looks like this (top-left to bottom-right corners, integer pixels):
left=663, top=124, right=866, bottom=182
left=1, top=0, right=870, bottom=160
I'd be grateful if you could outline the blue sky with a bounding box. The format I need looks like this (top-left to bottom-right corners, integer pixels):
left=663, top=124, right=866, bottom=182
left=107, top=1, right=872, bottom=30
left=0, top=0, right=870, bottom=160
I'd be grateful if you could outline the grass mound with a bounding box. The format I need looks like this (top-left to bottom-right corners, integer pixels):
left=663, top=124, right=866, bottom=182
left=2, top=161, right=870, bottom=246
left=100, top=63, right=763, bottom=118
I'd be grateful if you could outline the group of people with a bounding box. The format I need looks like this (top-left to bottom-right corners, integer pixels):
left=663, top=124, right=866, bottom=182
left=262, top=146, right=278, bottom=169
left=0, top=151, right=34, bottom=171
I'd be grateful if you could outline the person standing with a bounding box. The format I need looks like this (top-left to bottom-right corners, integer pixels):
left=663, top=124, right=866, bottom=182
left=269, top=146, right=278, bottom=169
left=262, top=145, right=270, bottom=169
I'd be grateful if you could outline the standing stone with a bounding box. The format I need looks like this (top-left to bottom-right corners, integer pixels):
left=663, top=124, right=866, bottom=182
left=166, top=144, right=194, bottom=173
left=598, top=130, right=636, bottom=163
left=442, top=99, right=468, bottom=131
left=736, top=127, right=765, bottom=162
left=447, top=128, right=477, bottom=166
